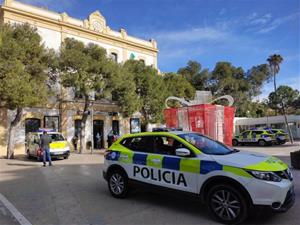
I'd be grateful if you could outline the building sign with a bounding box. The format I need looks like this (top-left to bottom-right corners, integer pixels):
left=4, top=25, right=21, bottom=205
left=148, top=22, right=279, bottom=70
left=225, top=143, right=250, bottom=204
left=130, top=118, right=141, bottom=133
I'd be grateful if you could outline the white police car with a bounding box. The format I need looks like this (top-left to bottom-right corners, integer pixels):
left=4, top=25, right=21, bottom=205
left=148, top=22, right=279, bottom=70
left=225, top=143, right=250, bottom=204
left=103, top=131, right=295, bottom=224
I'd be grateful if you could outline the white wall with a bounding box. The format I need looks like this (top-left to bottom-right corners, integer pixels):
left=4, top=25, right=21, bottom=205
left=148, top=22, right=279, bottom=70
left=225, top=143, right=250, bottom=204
left=127, top=50, right=155, bottom=67
left=37, top=27, right=61, bottom=51
left=8, top=108, right=60, bottom=145
left=66, top=34, right=124, bottom=63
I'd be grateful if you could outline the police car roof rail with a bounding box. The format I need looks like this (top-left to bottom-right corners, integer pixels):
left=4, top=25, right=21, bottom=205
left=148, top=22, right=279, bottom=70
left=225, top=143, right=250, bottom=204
left=37, top=128, right=56, bottom=132
left=152, top=127, right=183, bottom=132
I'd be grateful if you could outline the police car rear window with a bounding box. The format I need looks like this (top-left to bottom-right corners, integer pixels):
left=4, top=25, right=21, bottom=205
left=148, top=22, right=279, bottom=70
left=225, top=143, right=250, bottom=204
left=121, top=136, right=153, bottom=153
left=121, top=136, right=193, bottom=156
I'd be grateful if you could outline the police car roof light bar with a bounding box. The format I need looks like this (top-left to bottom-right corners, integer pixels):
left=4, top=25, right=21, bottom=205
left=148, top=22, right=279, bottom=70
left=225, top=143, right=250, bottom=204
left=37, top=128, right=56, bottom=132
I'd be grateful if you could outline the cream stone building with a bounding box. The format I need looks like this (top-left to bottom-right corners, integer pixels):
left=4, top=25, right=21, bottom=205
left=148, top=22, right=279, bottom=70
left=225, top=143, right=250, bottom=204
left=0, top=0, right=158, bottom=156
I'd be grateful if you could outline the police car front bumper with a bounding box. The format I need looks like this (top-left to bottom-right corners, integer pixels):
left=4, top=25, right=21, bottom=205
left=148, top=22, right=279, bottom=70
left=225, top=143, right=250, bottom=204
left=246, top=178, right=295, bottom=211
left=50, top=150, right=70, bottom=158
left=272, top=186, right=295, bottom=212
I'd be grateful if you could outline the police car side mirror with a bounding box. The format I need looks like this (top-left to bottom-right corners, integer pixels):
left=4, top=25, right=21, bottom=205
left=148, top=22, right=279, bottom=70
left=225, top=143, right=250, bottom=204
left=175, top=148, right=190, bottom=157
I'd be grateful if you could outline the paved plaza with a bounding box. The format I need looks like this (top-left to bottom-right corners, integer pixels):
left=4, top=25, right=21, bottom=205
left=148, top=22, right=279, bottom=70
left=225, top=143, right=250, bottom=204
left=0, top=142, right=299, bottom=225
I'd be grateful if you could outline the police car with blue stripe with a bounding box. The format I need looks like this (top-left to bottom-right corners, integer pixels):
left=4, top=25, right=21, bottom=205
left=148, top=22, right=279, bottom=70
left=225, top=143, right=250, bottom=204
left=103, top=131, right=295, bottom=224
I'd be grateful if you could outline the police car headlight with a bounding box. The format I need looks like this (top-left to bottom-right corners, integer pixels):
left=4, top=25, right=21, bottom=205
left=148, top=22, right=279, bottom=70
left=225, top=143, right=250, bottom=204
left=247, top=170, right=282, bottom=182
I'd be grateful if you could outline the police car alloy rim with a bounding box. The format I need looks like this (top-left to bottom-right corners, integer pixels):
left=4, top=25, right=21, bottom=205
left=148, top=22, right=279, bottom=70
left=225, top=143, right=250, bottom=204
left=211, top=190, right=241, bottom=221
left=109, top=173, right=124, bottom=195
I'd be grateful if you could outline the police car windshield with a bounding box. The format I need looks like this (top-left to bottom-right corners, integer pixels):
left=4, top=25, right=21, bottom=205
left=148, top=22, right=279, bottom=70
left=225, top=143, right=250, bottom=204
left=178, top=133, right=234, bottom=155
left=40, top=133, right=65, bottom=141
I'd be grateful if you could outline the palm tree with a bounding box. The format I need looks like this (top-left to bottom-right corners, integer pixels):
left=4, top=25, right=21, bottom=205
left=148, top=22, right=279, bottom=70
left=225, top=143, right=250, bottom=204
left=267, top=54, right=293, bottom=143
left=267, top=54, right=283, bottom=93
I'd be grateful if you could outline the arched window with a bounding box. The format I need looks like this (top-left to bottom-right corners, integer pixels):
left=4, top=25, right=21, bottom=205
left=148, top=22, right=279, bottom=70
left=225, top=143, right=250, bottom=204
left=25, top=118, right=41, bottom=134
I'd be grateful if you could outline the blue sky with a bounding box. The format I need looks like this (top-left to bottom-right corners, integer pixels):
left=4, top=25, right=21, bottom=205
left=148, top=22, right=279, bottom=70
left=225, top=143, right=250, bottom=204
left=6, top=0, right=300, bottom=99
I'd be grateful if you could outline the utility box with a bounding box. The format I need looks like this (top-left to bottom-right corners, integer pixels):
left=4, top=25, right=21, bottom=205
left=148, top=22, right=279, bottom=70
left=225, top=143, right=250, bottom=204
left=164, top=104, right=235, bottom=146
left=291, top=150, right=300, bottom=169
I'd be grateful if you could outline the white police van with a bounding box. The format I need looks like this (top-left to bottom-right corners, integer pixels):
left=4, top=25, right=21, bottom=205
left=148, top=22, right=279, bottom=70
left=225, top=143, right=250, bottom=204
left=103, top=131, right=295, bottom=224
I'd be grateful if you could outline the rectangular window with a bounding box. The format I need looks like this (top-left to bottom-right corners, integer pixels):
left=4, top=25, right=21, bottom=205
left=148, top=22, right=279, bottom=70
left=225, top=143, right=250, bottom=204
left=44, top=116, right=59, bottom=131
left=110, top=52, right=118, bottom=62
left=112, top=120, right=119, bottom=135
left=75, top=120, right=81, bottom=137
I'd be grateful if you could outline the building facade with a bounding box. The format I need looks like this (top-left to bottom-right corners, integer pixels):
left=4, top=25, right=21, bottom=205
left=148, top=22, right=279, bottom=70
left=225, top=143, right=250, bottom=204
left=0, top=0, right=158, bottom=156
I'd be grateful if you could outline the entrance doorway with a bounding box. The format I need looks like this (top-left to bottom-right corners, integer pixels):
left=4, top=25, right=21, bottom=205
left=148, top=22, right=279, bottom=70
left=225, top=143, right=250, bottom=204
left=93, top=120, right=104, bottom=149
left=112, top=120, right=119, bottom=135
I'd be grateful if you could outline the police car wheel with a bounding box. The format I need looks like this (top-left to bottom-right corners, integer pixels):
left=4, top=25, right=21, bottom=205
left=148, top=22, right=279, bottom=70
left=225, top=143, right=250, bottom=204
left=108, top=170, right=128, bottom=198
left=258, top=140, right=266, bottom=146
left=26, top=150, right=31, bottom=159
left=208, top=185, right=248, bottom=224
left=280, top=140, right=286, bottom=145
left=232, top=140, right=238, bottom=146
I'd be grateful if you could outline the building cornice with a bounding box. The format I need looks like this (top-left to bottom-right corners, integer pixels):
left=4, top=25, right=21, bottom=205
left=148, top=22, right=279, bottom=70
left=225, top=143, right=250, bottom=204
left=1, top=3, right=158, bottom=53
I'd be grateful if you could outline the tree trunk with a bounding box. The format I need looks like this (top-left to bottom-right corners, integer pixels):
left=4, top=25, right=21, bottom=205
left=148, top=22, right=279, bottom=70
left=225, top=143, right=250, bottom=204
left=281, top=102, right=294, bottom=144
left=273, top=72, right=278, bottom=116
left=273, top=73, right=277, bottom=94
left=141, top=107, right=149, bottom=132
left=7, top=108, right=23, bottom=159
left=79, top=95, right=90, bottom=154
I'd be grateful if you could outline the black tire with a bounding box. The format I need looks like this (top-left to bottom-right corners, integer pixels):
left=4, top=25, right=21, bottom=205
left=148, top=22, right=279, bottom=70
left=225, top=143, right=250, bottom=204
left=26, top=150, right=31, bottom=159
left=207, top=184, right=248, bottom=224
left=232, top=139, right=239, bottom=146
left=258, top=139, right=266, bottom=146
left=63, top=156, right=69, bottom=159
left=107, top=169, right=129, bottom=198
left=280, top=140, right=286, bottom=145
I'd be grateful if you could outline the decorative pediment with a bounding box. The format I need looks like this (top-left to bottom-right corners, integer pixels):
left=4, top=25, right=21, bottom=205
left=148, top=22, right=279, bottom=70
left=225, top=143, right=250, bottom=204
left=4, top=0, right=13, bottom=6
left=88, top=10, right=106, bottom=32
